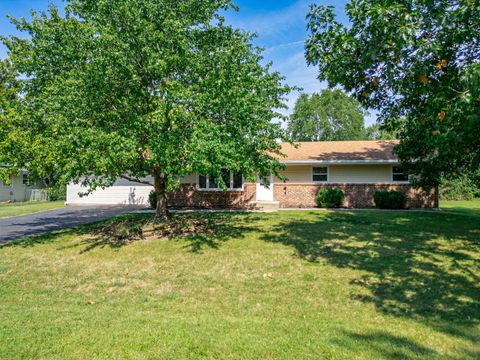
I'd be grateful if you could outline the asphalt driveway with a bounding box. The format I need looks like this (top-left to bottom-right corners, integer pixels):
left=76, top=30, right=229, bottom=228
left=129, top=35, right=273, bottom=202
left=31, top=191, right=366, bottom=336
left=0, top=205, right=145, bottom=244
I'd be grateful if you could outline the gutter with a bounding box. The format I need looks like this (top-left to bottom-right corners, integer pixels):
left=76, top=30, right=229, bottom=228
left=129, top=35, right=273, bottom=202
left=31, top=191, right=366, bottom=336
left=281, top=160, right=400, bottom=165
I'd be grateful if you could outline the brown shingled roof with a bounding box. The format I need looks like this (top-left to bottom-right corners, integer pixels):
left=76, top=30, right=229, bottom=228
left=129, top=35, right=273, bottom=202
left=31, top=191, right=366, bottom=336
left=279, top=140, right=399, bottom=162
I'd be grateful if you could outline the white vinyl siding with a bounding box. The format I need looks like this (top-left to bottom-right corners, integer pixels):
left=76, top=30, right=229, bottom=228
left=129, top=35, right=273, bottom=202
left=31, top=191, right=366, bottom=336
left=181, top=173, right=197, bottom=184
left=275, top=165, right=394, bottom=184
left=274, top=166, right=312, bottom=183
left=0, top=178, right=11, bottom=202
left=109, top=175, right=196, bottom=186
left=67, top=173, right=205, bottom=205
left=329, top=165, right=392, bottom=183
left=0, top=174, right=43, bottom=202
left=67, top=183, right=153, bottom=205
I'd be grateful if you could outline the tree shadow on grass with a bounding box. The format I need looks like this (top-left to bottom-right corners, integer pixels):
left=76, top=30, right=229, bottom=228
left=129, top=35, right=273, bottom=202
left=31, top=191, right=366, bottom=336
left=176, top=212, right=258, bottom=253
left=78, top=211, right=259, bottom=254
left=260, top=211, right=480, bottom=341
left=334, top=330, right=441, bottom=359
left=0, top=212, right=259, bottom=254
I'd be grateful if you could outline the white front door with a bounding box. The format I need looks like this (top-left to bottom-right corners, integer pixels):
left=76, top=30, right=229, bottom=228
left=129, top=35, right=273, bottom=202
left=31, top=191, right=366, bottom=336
left=256, top=175, right=274, bottom=201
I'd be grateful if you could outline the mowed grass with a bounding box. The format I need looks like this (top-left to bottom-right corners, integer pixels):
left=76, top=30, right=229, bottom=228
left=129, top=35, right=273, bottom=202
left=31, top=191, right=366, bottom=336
left=441, top=198, right=480, bottom=217
left=0, top=207, right=479, bottom=359
left=0, top=201, right=65, bottom=218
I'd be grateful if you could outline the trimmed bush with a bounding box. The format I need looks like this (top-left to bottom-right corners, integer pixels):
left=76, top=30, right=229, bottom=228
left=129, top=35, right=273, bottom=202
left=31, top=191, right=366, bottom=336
left=374, top=190, right=407, bottom=209
left=316, top=188, right=344, bottom=208
left=149, top=190, right=157, bottom=209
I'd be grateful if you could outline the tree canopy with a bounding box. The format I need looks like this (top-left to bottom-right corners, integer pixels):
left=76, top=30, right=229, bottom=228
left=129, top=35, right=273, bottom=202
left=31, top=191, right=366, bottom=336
left=306, top=0, right=480, bottom=186
left=1, top=0, right=292, bottom=219
left=0, top=60, right=29, bottom=182
left=287, top=89, right=367, bottom=141
left=0, top=60, right=19, bottom=182
left=365, top=123, right=399, bottom=141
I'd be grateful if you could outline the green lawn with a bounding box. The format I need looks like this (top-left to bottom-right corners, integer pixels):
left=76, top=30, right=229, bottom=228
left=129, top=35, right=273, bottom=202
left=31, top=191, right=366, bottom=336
left=0, top=201, right=65, bottom=219
left=0, top=206, right=479, bottom=359
left=441, top=198, right=480, bottom=217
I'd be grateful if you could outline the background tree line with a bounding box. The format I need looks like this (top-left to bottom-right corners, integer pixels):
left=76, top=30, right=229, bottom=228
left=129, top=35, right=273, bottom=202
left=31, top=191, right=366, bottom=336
left=287, top=89, right=397, bottom=141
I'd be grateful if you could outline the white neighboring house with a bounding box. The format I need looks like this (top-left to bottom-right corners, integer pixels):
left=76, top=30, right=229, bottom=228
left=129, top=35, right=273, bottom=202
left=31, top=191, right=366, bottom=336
left=0, top=172, right=47, bottom=202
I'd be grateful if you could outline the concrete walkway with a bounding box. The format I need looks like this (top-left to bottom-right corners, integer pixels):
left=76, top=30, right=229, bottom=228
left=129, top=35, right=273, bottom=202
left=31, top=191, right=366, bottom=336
left=0, top=205, right=144, bottom=244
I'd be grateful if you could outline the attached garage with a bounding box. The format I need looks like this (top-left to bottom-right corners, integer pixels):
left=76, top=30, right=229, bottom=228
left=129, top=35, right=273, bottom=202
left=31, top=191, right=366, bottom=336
left=66, top=141, right=437, bottom=209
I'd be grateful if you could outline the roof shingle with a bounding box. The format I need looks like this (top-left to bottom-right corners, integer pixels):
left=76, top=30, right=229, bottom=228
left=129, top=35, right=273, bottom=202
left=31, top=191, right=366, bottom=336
left=279, top=140, right=399, bottom=162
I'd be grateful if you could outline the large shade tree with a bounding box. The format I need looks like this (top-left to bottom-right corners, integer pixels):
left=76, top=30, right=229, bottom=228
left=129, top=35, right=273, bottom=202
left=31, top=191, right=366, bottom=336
left=1, top=0, right=292, bottom=220
left=0, top=60, right=22, bottom=181
left=287, top=89, right=367, bottom=141
left=305, top=0, right=480, bottom=186
left=0, top=59, right=50, bottom=183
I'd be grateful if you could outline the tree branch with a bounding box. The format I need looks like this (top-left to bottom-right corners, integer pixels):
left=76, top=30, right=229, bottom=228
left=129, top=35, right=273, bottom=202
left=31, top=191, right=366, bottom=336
left=120, top=175, right=153, bottom=186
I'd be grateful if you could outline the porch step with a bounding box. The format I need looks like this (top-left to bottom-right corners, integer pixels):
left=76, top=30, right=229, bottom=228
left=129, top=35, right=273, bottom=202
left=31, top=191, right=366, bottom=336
left=252, top=201, right=280, bottom=212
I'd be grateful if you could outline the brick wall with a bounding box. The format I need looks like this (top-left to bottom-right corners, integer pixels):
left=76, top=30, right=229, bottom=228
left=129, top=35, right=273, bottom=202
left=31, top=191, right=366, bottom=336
left=167, top=183, right=436, bottom=209
left=168, top=183, right=256, bottom=209
left=273, top=183, right=437, bottom=209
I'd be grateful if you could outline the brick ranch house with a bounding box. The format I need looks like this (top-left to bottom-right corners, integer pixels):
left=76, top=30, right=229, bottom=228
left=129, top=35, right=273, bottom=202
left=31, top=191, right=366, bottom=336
left=66, top=140, right=438, bottom=209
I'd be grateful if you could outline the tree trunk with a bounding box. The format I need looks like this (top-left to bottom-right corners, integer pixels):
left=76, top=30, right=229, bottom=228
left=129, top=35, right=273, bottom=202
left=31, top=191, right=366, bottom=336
left=153, top=171, right=171, bottom=222
left=434, top=185, right=440, bottom=209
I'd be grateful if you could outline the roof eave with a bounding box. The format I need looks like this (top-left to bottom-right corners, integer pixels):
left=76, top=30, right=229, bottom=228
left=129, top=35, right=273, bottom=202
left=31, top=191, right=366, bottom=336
left=282, top=160, right=399, bottom=165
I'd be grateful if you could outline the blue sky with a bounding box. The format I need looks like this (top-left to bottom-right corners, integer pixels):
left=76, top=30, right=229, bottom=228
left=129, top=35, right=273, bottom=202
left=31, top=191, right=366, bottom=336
left=0, top=0, right=375, bottom=125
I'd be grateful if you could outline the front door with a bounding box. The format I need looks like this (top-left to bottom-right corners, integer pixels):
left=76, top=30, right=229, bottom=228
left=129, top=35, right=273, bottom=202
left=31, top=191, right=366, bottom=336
left=256, top=175, right=274, bottom=201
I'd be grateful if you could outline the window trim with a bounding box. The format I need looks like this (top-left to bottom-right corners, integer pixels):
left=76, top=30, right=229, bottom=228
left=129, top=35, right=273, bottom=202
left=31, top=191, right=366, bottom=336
left=392, top=166, right=409, bottom=183
left=311, top=166, right=329, bottom=183
left=197, top=172, right=244, bottom=191
left=22, top=174, right=30, bottom=186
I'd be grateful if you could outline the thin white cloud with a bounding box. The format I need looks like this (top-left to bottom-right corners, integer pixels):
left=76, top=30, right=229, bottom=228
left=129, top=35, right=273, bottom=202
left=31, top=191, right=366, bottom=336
left=264, top=40, right=304, bottom=53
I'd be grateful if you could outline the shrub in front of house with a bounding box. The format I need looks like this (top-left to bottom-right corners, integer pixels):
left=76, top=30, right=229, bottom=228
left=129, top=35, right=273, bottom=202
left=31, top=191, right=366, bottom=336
left=374, top=190, right=407, bottom=209
left=149, top=190, right=157, bottom=209
left=316, top=188, right=344, bottom=208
